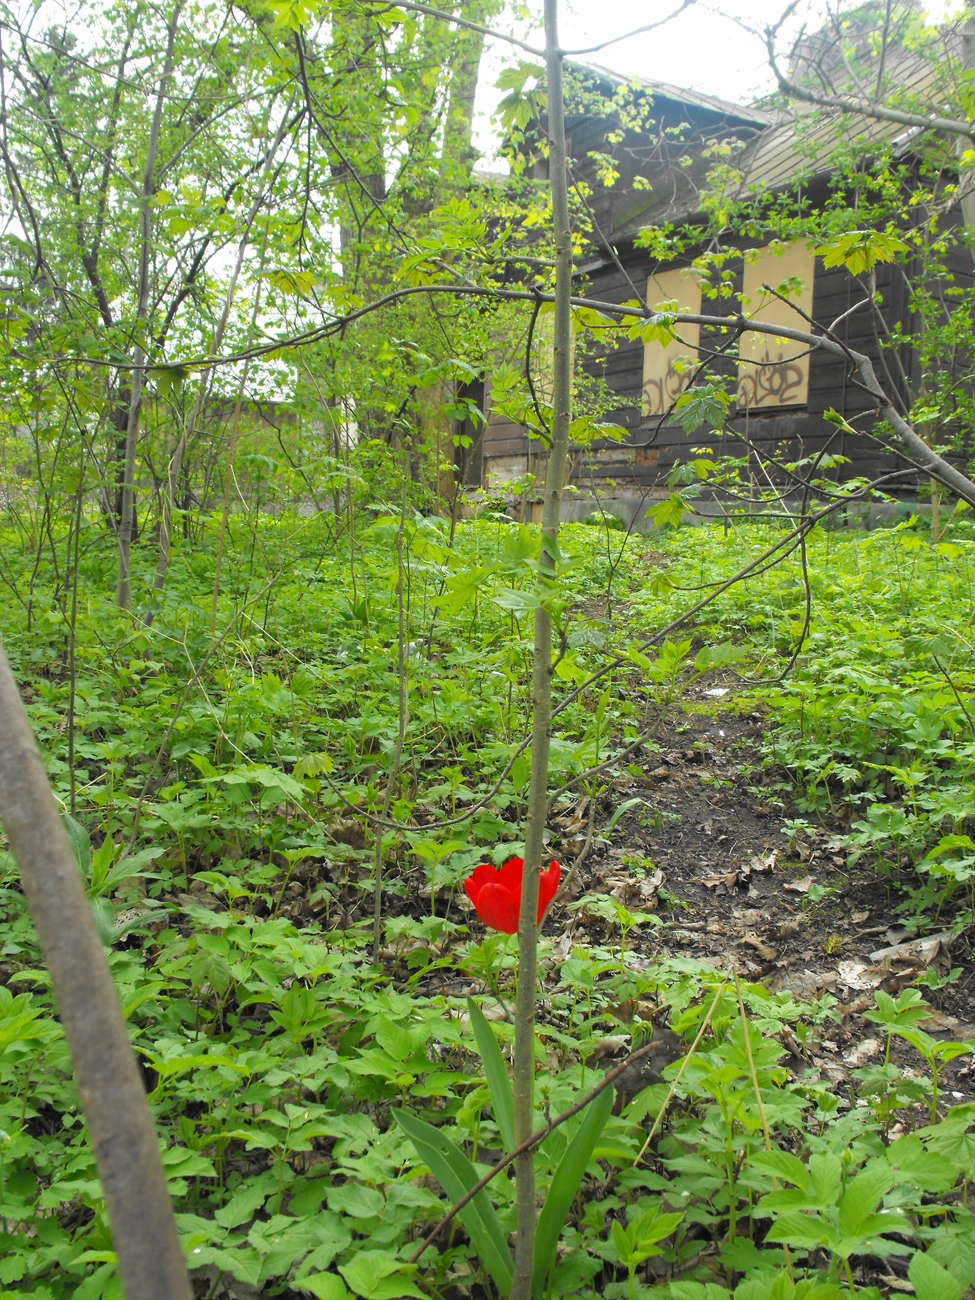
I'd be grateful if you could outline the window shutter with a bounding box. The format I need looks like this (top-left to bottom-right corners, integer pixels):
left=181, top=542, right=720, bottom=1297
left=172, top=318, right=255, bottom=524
left=737, top=240, right=815, bottom=410
left=642, top=267, right=701, bottom=417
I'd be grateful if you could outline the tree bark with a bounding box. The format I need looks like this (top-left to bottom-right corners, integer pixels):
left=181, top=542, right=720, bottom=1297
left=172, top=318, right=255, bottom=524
left=150, top=118, right=290, bottom=609
left=116, top=4, right=182, bottom=609
left=510, top=1, right=573, bottom=1296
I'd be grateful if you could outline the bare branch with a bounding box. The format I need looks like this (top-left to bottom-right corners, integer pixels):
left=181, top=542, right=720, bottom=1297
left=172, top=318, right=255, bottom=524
left=765, top=20, right=975, bottom=139
left=365, top=1, right=545, bottom=57
left=562, top=0, right=698, bottom=56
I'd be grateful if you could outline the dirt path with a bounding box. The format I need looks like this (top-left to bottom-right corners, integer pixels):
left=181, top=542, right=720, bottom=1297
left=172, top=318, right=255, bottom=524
left=548, top=696, right=975, bottom=1112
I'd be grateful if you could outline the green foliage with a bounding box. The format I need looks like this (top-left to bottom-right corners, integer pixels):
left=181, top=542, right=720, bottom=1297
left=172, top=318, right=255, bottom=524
left=6, top=497, right=975, bottom=1299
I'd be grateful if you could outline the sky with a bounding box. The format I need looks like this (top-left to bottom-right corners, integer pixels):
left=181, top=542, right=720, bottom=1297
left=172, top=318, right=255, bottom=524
left=472, top=0, right=962, bottom=164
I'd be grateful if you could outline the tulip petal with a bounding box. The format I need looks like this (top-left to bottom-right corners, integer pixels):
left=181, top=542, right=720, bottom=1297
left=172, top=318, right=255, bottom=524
left=464, top=874, right=482, bottom=908
left=537, top=860, right=561, bottom=921
left=474, top=882, right=520, bottom=934
left=466, top=863, right=501, bottom=902
left=498, top=856, right=524, bottom=890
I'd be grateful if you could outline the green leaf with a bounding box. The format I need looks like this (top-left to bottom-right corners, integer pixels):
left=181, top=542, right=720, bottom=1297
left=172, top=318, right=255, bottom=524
left=909, top=1250, right=962, bottom=1300
left=922, top=1120, right=975, bottom=1179
left=293, top=1276, right=353, bottom=1300
left=605, top=798, right=644, bottom=833
left=467, top=997, right=515, bottom=1153
left=816, top=229, right=909, bottom=276
left=883, top=1135, right=957, bottom=1192
left=837, top=1167, right=893, bottom=1237
left=648, top=493, right=689, bottom=529
left=338, top=1251, right=426, bottom=1300
left=221, top=765, right=304, bottom=802
left=63, top=814, right=91, bottom=874
left=749, top=1149, right=810, bottom=1191
left=531, top=1085, right=614, bottom=1298
left=632, top=1204, right=685, bottom=1247
left=807, top=1153, right=841, bottom=1208
left=376, top=1015, right=413, bottom=1065
left=326, top=1183, right=384, bottom=1219
left=611, top=1217, right=631, bottom=1264
left=927, top=1223, right=975, bottom=1288
left=672, top=384, right=732, bottom=434
left=491, top=588, right=545, bottom=613
left=214, top=1182, right=267, bottom=1229
left=394, top=1110, right=513, bottom=1298
left=148, top=365, right=191, bottom=397
left=764, top=1211, right=830, bottom=1250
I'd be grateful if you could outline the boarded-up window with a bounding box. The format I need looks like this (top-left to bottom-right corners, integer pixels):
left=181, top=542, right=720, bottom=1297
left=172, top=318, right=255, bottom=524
left=737, top=240, right=815, bottom=410
left=642, top=268, right=701, bottom=416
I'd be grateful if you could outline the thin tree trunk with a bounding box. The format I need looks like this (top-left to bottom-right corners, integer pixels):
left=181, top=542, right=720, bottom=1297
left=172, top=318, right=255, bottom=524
left=373, top=464, right=410, bottom=961
left=510, top=1, right=573, bottom=1296
left=441, top=0, right=497, bottom=183
left=152, top=123, right=291, bottom=609
left=116, top=4, right=182, bottom=609
left=211, top=228, right=271, bottom=629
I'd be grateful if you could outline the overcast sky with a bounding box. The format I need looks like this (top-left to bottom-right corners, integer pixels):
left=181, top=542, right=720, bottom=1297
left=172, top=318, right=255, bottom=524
left=472, top=0, right=962, bottom=164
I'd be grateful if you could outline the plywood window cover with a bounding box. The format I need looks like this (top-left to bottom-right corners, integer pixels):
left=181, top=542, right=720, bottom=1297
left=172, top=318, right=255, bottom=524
left=642, top=267, right=702, bottom=418
left=738, top=240, right=815, bottom=410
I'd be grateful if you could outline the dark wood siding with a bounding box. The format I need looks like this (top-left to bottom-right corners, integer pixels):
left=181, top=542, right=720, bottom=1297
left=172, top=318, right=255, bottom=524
left=482, top=225, right=975, bottom=500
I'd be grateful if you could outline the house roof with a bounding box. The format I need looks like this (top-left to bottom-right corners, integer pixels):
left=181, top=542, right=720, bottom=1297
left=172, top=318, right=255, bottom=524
left=579, top=62, right=773, bottom=129
left=536, top=35, right=968, bottom=249
left=735, top=48, right=946, bottom=193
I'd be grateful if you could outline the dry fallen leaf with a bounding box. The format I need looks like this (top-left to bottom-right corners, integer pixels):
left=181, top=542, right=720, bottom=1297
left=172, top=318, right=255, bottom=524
left=869, top=934, right=947, bottom=964
left=643, top=869, right=664, bottom=896
left=703, top=870, right=738, bottom=890
left=749, top=850, right=776, bottom=873
left=739, top=932, right=778, bottom=961
left=562, top=816, right=587, bottom=834
left=590, top=1035, right=630, bottom=1060
left=769, top=968, right=825, bottom=1000
left=783, top=874, right=815, bottom=894
left=917, top=1008, right=961, bottom=1032
left=876, top=1275, right=914, bottom=1294
left=837, top=960, right=887, bottom=991
left=883, top=966, right=926, bottom=994
left=836, top=994, right=874, bottom=1020
left=551, top=932, right=573, bottom=962
left=843, top=1037, right=882, bottom=1066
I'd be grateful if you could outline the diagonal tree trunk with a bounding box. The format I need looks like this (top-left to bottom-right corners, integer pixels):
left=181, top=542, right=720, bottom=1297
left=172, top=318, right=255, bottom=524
left=0, top=647, right=192, bottom=1300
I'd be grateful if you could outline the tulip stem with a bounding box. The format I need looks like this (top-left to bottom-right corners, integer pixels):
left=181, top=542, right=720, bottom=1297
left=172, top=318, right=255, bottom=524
left=510, top=1, right=573, bottom=1296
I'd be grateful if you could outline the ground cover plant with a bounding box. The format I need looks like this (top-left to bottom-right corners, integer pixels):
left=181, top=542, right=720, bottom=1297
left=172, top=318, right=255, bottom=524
left=5, top=503, right=975, bottom=1299
left=8, top=0, right=975, bottom=1295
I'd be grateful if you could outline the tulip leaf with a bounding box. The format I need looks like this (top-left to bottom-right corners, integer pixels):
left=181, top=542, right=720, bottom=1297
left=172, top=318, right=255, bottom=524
left=468, top=996, right=515, bottom=1153
left=394, top=1110, right=513, bottom=1299
left=531, top=1083, right=614, bottom=1299
left=605, top=797, right=644, bottom=833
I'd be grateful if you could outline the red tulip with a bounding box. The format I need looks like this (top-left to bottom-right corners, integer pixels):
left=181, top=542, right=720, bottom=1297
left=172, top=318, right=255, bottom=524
left=463, top=856, right=561, bottom=934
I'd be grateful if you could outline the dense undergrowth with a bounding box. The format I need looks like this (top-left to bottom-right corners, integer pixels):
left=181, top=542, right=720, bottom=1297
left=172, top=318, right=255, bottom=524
left=4, top=508, right=975, bottom=1299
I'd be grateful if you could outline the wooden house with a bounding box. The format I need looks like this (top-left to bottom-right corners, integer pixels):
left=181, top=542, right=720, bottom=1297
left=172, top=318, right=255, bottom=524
left=462, top=57, right=975, bottom=525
